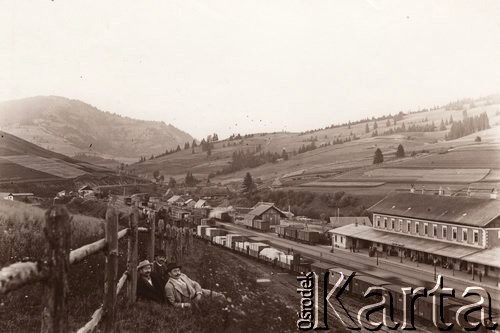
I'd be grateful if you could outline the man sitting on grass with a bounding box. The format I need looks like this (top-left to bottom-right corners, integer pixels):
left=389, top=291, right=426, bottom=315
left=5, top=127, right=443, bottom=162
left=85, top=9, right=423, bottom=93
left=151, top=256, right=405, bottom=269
left=136, top=259, right=166, bottom=303
left=164, top=263, right=225, bottom=308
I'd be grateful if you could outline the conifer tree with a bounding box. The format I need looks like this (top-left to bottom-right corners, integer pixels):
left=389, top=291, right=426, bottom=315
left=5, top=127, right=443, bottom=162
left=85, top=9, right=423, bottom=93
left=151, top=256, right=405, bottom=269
left=373, top=148, right=384, bottom=164
left=396, top=144, right=405, bottom=158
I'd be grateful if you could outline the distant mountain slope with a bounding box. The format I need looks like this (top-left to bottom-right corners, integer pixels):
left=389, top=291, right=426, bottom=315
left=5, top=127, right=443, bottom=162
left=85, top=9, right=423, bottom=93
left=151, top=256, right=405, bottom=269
left=129, top=96, right=500, bottom=187
left=0, top=96, right=193, bottom=159
left=0, top=130, right=149, bottom=196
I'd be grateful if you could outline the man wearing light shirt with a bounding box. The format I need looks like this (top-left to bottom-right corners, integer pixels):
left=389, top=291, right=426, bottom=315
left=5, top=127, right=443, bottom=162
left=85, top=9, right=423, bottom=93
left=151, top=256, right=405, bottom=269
left=164, top=263, right=225, bottom=308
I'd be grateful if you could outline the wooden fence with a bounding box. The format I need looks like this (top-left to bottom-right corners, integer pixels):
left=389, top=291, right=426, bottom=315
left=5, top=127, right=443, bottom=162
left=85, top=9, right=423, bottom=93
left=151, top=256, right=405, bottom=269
left=0, top=204, right=191, bottom=333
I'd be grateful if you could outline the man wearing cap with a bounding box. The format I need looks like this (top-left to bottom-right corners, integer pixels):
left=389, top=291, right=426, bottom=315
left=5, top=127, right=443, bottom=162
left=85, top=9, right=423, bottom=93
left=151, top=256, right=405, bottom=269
left=136, top=259, right=165, bottom=303
left=164, top=263, right=225, bottom=308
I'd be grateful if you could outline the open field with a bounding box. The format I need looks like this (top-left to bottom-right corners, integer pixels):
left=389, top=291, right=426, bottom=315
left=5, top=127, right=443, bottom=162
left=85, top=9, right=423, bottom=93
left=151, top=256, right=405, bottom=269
left=361, top=168, right=490, bottom=183
left=1, top=155, right=88, bottom=179
left=394, top=149, right=500, bottom=169
left=0, top=158, right=61, bottom=183
left=301, top=181, right=385, bottom=187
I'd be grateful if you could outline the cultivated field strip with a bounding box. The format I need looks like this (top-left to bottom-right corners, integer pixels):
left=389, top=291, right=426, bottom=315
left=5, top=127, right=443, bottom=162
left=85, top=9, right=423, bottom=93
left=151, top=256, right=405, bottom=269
left=2, top=155, right=87, bottom=178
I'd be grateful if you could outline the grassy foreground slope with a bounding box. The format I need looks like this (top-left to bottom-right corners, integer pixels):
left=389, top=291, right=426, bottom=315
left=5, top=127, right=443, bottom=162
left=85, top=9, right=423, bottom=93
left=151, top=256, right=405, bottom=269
left=0, top=201, right=300, bottom=333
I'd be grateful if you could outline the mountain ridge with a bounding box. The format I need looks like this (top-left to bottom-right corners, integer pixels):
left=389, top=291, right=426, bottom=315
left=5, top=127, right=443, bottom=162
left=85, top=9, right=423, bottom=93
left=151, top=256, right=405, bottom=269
left=0, top=96, right=193, bottom=159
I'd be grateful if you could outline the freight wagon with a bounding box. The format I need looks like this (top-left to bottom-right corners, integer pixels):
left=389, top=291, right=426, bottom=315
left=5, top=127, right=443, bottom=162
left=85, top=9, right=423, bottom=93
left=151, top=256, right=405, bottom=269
left=275, top=225, right=320, bottom=245
left=311, top=262, right=334, bottom=283
left=197, top=225, right=209, bottom=238
left=200, top=218, right=216, bottom=226
left=328, top=267, right=355, bottom=292
left=275, top=225, right=287, bottom=237
left=259, top=247, right=286, bottom=265
left=234, top=241, right=252, bottom=255
left=278, top=254, right=295, bottom=270
left=285, top=226, right=303, bottom=239
left=248, top=242, right=270, bottom=258
left=213, top=236, right=227, bottom=247
left=297, top=229, right=320, bottom=244
left=204, top=228, right=228, bottom=241
left=225, top=234, right=246, bottom=249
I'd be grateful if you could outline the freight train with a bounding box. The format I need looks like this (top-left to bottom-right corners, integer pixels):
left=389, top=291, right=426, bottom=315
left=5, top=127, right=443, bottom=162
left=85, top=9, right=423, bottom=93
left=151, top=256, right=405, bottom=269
left=196, top=226, right=313, bottom=273
left=275, top=225, right=320, bottom=244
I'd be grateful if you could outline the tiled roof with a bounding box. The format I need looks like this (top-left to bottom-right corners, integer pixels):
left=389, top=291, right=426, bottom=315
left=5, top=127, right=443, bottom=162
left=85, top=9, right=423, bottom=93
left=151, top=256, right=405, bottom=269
left=368, top=192, right=500, bottom=227
left=248, top=203, right=287, bottom=218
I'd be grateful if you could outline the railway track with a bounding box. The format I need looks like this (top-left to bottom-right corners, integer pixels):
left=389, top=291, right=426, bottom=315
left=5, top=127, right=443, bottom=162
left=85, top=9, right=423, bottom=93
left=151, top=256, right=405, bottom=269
left=220, top=222, right=500, bottom=295
left=224, top=246, right=436, bottom=332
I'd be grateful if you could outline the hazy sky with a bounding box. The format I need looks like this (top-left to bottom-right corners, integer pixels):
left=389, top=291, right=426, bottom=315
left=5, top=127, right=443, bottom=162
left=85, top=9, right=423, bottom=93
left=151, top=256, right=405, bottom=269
left=1, top=1, right=499, bottom=139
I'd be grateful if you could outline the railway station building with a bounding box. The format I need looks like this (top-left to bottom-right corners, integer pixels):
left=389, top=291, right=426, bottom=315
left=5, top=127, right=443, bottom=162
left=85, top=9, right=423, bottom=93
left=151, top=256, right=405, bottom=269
left=330, top=192, right=500, bottom=280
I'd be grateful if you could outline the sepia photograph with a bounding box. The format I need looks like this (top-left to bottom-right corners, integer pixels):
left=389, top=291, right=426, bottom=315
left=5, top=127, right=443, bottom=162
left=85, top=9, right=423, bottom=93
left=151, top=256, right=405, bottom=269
left=0, top=1, right=499, bottom=332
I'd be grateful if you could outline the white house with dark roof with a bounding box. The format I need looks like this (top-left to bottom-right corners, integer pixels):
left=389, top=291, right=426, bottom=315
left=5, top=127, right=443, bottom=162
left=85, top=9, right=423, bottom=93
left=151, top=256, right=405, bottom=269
left=330, top=192, right=500, bottom=278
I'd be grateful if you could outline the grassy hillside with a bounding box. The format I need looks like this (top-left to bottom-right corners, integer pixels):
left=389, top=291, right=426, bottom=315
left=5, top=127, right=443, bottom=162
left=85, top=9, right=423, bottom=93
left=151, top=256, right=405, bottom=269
left=129, top=96, right=500, bottom=197
left=0, top=96, right=193, bottom=159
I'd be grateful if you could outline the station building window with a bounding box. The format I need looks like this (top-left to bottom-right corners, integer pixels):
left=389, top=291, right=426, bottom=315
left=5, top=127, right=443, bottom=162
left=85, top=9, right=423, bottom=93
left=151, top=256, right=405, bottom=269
left=473, top=230, right=479, bottom=244
left=443, top=226, right=447, bottom=239
left=406, top=220, right=411, bottom=233
left=462, top=229, right=468, bottom=242
left=424, top=223, right=428, bottom=236
left=452, top=227, right=457, bottom=241
left=433, top=225, right=437, bottom=237
left=415, top=222, right=419, bottom=234
left=391, top=219, right=395, bottom=230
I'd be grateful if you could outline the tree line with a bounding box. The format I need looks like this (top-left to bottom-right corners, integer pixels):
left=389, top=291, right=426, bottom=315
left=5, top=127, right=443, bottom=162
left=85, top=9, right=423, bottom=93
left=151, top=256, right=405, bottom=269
left=445, top=112, right=489, bottom=140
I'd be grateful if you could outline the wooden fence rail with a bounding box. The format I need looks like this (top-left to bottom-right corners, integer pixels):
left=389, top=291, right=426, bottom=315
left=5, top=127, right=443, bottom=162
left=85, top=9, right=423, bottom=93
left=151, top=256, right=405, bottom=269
left=0, top=229, right=130, bottom=295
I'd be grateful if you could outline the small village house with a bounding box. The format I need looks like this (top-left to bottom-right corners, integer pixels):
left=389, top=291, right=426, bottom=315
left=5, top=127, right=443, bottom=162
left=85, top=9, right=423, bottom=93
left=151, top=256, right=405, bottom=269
left=2, top=192, right=34, bottom=202
left=78, top=185, right=94, bottom=197
left=244, top=202, right=288, bottom=226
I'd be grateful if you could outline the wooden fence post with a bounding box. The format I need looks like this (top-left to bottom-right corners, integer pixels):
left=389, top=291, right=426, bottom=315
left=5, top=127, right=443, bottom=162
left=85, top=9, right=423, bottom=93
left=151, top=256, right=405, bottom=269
left=103, top=206, right=118, bottom=333
left=147, top=213, right=155, bottom=262
left=157, top=219, right=165, bottom=256
left=41, top=205, right=71, bottom=333
left=127, top=207, right=139, bottom=304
